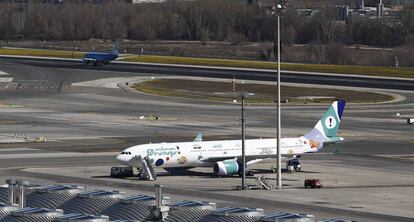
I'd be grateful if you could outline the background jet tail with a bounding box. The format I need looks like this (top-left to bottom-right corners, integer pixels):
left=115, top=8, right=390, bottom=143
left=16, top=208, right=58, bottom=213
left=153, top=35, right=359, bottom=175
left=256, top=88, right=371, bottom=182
left=111, top=38, right=120, bottom=54
left=304, top=100, right=346, bottom=151
left=193, top=133, right=203, bottom=142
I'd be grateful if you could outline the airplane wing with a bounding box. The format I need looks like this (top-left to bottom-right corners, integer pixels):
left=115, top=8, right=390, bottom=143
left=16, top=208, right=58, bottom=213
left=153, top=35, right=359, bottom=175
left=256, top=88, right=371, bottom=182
left=200, top=155, right=289, bottom=165
left=115, top=55, right=136, bottom=60
left=199, top=156, right=236, bottom=163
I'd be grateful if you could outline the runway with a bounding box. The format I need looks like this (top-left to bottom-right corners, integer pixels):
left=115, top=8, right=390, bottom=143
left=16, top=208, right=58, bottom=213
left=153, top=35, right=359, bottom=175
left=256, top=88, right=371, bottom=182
left=1, top=56, right=414, bottom=91
left=0, top=57, right=413, bottom=221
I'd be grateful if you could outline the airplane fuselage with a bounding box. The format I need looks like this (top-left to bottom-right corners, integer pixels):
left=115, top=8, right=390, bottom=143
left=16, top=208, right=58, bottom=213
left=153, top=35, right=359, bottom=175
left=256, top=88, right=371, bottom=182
left=117, top=137, right=315, bottom=168
left=83, top=52, right=118, bottom=64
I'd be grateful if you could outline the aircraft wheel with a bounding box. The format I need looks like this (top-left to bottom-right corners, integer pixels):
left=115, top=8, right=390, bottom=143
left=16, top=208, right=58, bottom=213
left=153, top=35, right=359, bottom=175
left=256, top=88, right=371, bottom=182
left=247, top=171, right=255, bottom=176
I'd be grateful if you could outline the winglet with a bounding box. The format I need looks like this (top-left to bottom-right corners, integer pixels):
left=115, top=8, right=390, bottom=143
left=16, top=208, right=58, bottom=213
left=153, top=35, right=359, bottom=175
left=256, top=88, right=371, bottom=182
left=193, top=133, right=203, bottom=142
left=337, top=99, right=346, bottom=120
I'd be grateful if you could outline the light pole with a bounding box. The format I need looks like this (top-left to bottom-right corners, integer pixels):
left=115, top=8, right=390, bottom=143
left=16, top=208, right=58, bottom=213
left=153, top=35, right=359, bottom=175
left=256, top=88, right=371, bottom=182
left=275, top=2, right=282, bottom=189
left=241, top=94, right=246, bottom=190
left=240, top=92, right=254, bottom=190
left=214, top=91, right=253, bottom=190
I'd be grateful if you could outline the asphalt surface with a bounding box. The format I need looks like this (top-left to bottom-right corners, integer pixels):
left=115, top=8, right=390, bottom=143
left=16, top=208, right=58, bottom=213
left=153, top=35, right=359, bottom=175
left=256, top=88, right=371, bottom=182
left=1, top=56, right=414, bottom=90
left=0, top=57, right=413, bottom=221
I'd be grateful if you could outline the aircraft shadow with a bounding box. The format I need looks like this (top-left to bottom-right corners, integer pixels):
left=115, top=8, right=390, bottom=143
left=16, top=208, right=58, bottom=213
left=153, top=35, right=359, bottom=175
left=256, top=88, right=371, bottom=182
left=91, top=175, right=113, bottom=179
left=156, top=170, right=216, bottom=178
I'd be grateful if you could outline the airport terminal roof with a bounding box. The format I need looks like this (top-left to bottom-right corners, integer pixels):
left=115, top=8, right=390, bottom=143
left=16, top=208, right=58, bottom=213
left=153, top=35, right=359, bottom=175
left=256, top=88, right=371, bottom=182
left=59, top=190, right=124, bottom=215
left=259, top=212, right=315, bottom=222
left=212, top=207, right=265, bottom=217
left=24, top=184, right=43, bottom=194
left=0, top=203, right=19, bottom=220
left=119, top=194, right=170, bottom=204
left=0, top=207, right=64, bottom=222
left=55, top=213, right=110, bottom=222
left=168, top=200, right=217, bottom=210
left=199, top=207, right=265, bottom=222
left=1, top=183, right=43, bottom=205
left=27, top=185, right=84, bottom=209
left=165, top=200, right=217, bottom=222
left=0, top=185, right=8, bottom=204
left=0, top=181, right=359, bottom=221
left=36, top=185, right=83, bottom=193
left=101, top=194, right=169, bottom=221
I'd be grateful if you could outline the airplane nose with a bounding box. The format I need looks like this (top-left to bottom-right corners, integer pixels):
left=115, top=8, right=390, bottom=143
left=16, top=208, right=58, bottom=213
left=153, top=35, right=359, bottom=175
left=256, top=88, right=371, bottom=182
left=116, top=154, right=126, bottom=163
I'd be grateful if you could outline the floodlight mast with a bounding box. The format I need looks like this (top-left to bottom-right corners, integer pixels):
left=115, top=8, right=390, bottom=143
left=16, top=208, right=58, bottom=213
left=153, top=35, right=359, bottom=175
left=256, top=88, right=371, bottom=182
left=274, top=1, right=283, bottom=189
left=213, top=91, right=253, bottom=190
left=240, top=92, right=254, bottom=190
left=241, top=94, right=246, bottom=190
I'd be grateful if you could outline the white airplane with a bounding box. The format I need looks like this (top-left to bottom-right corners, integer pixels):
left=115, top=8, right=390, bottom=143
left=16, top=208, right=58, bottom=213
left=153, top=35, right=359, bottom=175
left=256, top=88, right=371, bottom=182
left=117, top=100, right=346, bottom=176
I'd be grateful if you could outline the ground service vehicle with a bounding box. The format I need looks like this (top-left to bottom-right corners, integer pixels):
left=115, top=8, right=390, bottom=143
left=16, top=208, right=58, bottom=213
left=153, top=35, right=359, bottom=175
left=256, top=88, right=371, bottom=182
left=286, top=159, right=302, bottom=171
left=110, top=166, right=134, bottom=178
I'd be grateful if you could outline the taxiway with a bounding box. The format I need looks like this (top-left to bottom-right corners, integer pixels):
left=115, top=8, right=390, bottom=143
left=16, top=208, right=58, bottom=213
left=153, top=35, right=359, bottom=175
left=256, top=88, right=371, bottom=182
left=0, top=57, right=413, bottom=221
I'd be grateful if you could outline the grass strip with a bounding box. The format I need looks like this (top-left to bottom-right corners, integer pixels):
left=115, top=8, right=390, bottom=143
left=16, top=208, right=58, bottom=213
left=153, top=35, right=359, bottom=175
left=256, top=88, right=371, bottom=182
left=133, top=79, right=394, bottom=104
left=0, top=48, right=84, bottom=59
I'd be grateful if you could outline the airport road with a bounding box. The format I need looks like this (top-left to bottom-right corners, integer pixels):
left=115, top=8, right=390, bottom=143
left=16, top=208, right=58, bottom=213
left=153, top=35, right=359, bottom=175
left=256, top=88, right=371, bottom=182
left=0, top=58, right=414, bottom=221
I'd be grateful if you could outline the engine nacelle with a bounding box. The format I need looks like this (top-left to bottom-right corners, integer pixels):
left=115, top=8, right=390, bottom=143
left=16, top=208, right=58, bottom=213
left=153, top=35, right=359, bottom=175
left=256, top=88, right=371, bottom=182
left=213, top=160, right=240, bottom=176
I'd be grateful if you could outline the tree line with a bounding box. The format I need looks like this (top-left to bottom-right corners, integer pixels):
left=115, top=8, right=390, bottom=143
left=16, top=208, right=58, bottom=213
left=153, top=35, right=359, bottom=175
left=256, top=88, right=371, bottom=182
left=0, top=0, right=413, bottom=47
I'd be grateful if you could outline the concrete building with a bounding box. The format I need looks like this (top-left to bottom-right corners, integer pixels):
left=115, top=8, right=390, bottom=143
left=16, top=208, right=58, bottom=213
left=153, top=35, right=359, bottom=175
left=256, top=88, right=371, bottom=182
left=335, top=5, right=350, bottom=21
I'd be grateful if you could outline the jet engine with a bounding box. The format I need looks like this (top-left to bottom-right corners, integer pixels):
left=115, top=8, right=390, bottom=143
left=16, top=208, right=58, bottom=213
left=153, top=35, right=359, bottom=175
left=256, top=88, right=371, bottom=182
left=213, top=160, right=240, bottom=176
